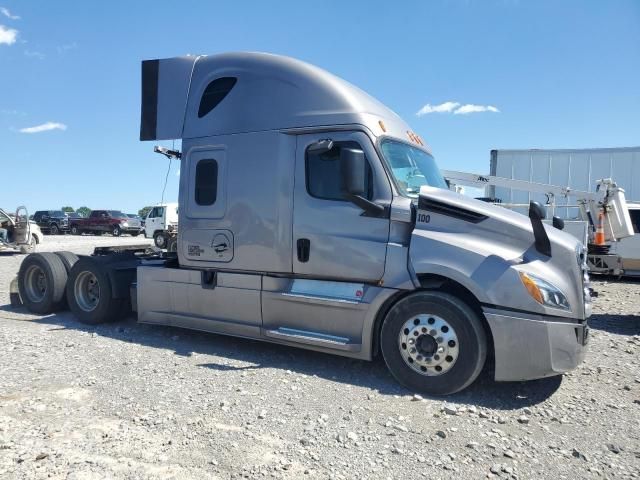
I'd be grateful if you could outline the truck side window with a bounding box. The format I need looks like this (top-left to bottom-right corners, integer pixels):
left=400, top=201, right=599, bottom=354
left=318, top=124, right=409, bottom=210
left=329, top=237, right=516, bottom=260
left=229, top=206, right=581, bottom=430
left=306, top=141, right=373, bottom=201
left=195, top=159, right=218, bottom=206
left=198, top=77, right=237, bottom=118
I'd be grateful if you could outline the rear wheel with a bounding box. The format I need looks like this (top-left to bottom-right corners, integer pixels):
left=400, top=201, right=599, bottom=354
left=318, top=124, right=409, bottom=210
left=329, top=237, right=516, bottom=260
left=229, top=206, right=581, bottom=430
left=153, top=231, right=168, bottom=249
left=381, top=291, right=487, bottom=396
left=67, top=258, right=124, bottom=324
left=18, top=253, right=68, bottom=314
left=54, top=251, right=79, bottom=272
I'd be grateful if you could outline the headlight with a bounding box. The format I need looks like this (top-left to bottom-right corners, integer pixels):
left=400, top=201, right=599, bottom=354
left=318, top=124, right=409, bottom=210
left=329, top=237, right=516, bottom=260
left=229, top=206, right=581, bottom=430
left=518, top=272, right=571, bottom=311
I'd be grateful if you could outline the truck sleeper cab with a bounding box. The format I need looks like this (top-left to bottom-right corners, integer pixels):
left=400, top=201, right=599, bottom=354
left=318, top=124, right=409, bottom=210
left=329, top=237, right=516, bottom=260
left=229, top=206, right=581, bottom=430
left=16, top=52, right=590, bottom=395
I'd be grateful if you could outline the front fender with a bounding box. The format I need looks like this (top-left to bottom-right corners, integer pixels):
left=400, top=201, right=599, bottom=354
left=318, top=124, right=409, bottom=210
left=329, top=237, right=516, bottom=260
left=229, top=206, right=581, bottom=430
left=409, top=228, right=544, bottom=313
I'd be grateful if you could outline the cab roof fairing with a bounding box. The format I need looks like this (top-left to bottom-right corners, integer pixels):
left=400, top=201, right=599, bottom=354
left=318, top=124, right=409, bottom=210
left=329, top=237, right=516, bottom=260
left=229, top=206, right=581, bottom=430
left=140, top=51, right=427, bottom=150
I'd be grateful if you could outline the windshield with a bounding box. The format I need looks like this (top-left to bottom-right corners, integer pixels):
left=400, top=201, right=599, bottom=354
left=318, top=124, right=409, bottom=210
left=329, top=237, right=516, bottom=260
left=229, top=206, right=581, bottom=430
left=108, top=210, right=125, bottom=218
left=380, top=139, right=447, bottom=198
left=51, top=210, right=65, bottom=217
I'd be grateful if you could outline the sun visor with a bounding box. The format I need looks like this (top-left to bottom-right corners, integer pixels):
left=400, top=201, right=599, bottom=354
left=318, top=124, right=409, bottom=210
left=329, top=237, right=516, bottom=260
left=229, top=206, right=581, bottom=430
left=140, top=56, right=198, bottom=141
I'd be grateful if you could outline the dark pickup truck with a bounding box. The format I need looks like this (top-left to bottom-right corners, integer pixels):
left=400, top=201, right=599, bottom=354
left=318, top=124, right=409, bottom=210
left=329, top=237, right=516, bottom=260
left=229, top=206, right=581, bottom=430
left=33, top=210, right=81, bottom=235
left=69, top=210, right=142, bottom=237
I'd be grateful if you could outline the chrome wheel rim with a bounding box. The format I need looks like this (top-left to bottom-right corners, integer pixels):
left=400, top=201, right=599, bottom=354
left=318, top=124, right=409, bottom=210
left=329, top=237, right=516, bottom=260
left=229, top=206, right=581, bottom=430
left=74, top=271, right=100, bottom=312
left=398, top=314, right=459, bottom=376
left=24, top=265, right=47, bottom=302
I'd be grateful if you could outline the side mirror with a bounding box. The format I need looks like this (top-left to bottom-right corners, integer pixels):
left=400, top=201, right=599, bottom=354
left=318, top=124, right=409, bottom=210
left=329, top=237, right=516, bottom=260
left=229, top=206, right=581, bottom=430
left=339, top=148, right=385, bottom=217
left=340, top=148, right=367, bottom=196
left=528, top=201, right=551, bottom=257
left=530, top=202, right=546, bottom=220
left=552, top=216, right=565, bottom=230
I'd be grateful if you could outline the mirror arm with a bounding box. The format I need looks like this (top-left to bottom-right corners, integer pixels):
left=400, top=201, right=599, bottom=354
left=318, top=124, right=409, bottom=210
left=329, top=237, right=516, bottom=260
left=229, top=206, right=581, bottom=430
left=346, top=194, right=386, bottom=217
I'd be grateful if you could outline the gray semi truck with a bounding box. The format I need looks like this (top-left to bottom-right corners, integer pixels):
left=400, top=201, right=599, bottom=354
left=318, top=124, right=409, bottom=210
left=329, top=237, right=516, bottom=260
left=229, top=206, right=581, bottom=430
left=13, top=53, right=591, bottom=395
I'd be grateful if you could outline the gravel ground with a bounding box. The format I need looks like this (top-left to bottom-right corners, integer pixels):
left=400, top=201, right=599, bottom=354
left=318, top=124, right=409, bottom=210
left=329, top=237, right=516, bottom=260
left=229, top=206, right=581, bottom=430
left=0, top=236, right=639, bottom=479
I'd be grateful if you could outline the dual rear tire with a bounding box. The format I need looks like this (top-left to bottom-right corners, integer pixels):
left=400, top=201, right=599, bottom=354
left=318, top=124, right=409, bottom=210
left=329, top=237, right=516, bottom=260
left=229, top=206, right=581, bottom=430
left=66, top=257, right=125, bottom=324
left=17, top=252, right=124, bottom=325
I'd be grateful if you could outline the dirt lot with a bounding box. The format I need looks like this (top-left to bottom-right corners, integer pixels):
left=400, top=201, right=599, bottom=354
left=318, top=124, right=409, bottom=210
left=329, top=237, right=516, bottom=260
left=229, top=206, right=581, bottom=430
left=0, top=236, right=639, bottom=479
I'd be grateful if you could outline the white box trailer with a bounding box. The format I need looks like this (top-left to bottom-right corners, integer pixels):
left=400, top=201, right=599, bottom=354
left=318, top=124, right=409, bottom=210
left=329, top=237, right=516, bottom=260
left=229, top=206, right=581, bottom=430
left=490, top=147, right=640, bottom=219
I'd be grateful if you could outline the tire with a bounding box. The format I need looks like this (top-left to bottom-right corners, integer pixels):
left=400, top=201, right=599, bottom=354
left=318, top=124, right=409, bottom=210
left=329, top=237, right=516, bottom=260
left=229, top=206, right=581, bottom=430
left=50, top=224, right=59, bottom=235
left=54, top=251, right=79, bottom=272
left=153, top=231, right=167, bottom=249
left=66, top=257, right=124, bottom=325
left=70, top=224, right=81, bottom=235
left=18, top=253, right=68, bottom=314
left=112, top=225, right=122, bottom=237
left=380, top=291, right=487, bottom=396
left=167, top=236, right=177, bottom=253
left=19, top=235, right=37, bottom=254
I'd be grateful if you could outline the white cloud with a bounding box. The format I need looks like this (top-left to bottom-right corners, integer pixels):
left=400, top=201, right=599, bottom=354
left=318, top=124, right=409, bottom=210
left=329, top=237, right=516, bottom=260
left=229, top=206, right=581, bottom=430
left=0, top=24, right=17, bottom=45
left=24, top=49, right=45, bottom=59
left=57, top=42, right=77, bottom=54
left=416, top=101, right=460, bottom=116
left=19, top=122, right=67, bottom=133
left=453, top=104, right=500, bottom=115
left=417, top=101, right=500, bottom=116
left=0, top=7, right=20, bottom=20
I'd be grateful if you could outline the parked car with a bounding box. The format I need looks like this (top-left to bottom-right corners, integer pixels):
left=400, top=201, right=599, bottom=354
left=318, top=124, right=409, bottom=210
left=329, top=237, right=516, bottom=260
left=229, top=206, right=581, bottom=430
left=144, top=203, right=178, bottom=250
left=126, top=213, right=145, bottom=232
left=33, top=210, right=70, bottom=235
left=0, top=207, right=42, bottom=253
left=68, top=210, right=142, bottom=236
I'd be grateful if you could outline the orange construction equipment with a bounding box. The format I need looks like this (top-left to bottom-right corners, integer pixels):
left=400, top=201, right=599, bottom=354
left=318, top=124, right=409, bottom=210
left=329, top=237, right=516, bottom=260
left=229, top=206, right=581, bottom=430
left=594, top=212, right=606, bottom=246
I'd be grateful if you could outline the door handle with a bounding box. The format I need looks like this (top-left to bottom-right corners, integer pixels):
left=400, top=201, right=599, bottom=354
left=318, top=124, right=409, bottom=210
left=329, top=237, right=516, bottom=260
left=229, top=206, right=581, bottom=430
left=297, top=238, right=310, bottom=263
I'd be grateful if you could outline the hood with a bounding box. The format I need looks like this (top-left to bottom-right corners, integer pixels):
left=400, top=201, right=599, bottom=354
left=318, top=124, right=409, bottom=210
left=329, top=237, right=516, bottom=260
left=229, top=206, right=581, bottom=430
left=417, top=186, right=580, bottom=255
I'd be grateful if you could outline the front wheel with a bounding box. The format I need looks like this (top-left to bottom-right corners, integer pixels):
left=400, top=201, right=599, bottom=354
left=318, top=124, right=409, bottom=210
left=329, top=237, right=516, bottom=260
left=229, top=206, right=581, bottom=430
left=50, top=224, right=59, bottom=235
left=112, top=225, right=121, bottom=237
left=381, top=291, right=487, bottom=396
left=153, top=231, right=167, bottom=249
left=70, top=225, right=80, bottom=235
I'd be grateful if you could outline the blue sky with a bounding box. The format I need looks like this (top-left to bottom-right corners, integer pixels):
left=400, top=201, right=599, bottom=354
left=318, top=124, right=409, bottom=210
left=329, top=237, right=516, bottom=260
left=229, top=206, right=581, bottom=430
left=1, top=0, right=639, bottom=213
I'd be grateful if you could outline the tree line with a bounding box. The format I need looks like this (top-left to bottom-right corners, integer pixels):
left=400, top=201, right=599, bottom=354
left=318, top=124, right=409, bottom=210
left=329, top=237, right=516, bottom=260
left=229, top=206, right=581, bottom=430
left=60, top=206, right=154, bottom=218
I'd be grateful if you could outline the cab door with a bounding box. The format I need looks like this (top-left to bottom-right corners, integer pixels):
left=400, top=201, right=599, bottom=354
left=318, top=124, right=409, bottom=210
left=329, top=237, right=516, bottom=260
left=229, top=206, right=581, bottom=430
left=145, top=207, right=162, bottom=237
left=292, top=131, right=391, bottom=282
left=14, top=206, right=31, bottom=245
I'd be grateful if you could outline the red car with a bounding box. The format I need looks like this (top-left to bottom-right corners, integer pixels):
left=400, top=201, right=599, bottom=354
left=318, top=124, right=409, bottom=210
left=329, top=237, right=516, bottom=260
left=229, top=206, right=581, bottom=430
left=68, top=210, right=142, bottom=237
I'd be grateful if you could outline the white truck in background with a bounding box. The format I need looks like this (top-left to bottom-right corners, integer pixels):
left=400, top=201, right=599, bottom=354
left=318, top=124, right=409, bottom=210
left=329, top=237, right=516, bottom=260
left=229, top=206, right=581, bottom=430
left=144, top=202, right=178, bottom=251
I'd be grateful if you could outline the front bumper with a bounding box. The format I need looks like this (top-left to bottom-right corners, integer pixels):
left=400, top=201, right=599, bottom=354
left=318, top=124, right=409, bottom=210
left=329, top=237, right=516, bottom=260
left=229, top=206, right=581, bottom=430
left=484, top=307, right=588, bottom=382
